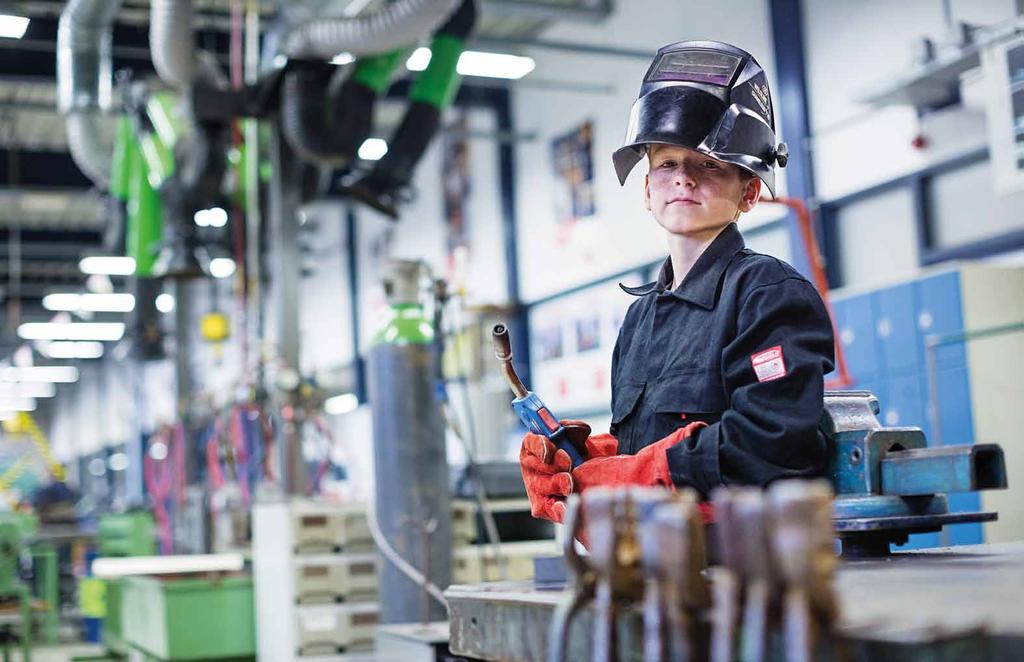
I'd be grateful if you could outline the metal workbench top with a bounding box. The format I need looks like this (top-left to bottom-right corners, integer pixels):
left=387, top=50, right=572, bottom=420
left=446, top=542, right=1024, bottom=661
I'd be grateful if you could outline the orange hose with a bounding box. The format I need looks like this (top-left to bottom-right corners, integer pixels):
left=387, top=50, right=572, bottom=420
left=766, top=197, right=852, bottom=389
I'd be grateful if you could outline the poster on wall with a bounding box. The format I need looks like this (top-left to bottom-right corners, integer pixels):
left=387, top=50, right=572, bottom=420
left=528, top=272, right=643, bottom=418
left=550, top=120, right=596, bottom=233
left=983, top=36, right=1024, bottom=195
left=442, top=112, right=472, bottom=285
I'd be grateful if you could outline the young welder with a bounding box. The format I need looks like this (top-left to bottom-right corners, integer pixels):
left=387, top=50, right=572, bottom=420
left=520, top=40, right=835, bottom=525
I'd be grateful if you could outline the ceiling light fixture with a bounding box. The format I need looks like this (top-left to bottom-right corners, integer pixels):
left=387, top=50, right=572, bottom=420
left=357, top=138, right=388, bottom=161
left=209, top=257, right=236, bottom=279
left=405, top=47, right=536, bottom=80
left=155, top=294, right=175, bottom=313
left=42, top=293, right=136, bottom=313
left=79, top=256, right=136, bottom=276
left=17, top=322, right=125, bottom=342
left=37, top=341, right=105, bottom=360
left=0, top=382, right=55, bottom=399
left=0, top=15, right=30, bottom=40
left=0, top=366, right=79, bottom=383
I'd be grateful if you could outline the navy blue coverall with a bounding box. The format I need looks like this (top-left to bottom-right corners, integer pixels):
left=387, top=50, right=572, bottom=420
left=609, top=222, right=835, bottom=497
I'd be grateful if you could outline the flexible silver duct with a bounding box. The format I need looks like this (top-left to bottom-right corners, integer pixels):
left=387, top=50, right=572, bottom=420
left=150, top=0, right=196, bottom=88
left=57, top=0, right=123, bottom=189
left=281, top=0, right=460, bottom=60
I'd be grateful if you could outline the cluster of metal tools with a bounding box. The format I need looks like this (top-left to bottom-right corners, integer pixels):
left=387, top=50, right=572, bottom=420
left=550, top=481, right=841, bottom=662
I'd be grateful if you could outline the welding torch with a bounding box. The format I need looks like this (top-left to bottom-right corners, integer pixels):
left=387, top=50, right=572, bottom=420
left=491, top=323, right=586, bottom=468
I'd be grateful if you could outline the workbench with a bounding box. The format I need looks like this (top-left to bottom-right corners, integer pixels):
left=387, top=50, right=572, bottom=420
left=447, top=542, right=1024, bottom=661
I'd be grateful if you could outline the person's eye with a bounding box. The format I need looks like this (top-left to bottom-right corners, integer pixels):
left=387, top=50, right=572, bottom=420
left=659, top=160, right=676, bottom=169
left=702, top=160, right=719, bottom=170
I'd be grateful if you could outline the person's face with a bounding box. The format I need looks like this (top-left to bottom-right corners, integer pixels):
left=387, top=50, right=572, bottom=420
left=643, top=144, right=761, bottom=238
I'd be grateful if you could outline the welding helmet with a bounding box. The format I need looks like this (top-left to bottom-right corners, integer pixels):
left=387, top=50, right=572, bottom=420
left=613, top=40, right=787, bottom=197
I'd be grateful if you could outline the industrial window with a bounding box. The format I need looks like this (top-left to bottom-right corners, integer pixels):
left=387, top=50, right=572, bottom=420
left=928, top=159, right=1024, bottom=248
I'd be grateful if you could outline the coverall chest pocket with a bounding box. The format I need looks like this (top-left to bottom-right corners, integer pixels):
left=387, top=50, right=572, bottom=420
left=651, top=370, right=727, bottom=426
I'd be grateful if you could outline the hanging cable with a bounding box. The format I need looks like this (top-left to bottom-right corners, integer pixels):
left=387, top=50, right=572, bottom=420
left=365, top=490, right=448, bottom=609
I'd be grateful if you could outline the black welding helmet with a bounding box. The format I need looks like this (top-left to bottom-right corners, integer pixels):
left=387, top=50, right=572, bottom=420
left=613, top=40, right=788, bottom=197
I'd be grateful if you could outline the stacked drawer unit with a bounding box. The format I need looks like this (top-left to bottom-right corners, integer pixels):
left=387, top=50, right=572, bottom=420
left=451, top=498, right=558, bottom=584
left=254, top=500, right=380, bottom=660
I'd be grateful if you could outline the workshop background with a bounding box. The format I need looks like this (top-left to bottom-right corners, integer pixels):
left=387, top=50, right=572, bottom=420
left=0, top=0, right=1022, bottom=660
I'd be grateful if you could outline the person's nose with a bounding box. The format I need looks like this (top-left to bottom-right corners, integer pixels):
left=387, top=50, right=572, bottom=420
left=672, top=161, right=698, bottom=188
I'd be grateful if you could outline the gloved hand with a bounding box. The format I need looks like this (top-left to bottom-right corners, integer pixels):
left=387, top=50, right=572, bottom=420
left=571, top=421, right=708, bottom=493
left=559, top=419, right=619, bottom=459
left=520, top=419, right=607, bottom=523
left=520, top=433, right=573, bottom=522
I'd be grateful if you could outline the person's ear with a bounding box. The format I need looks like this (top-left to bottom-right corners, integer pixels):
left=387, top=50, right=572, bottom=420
left=643, top=173, right=652, bottom=211
left=738, top=176, right=762, bottom=212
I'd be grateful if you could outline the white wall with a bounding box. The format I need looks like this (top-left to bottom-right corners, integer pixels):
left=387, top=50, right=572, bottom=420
left=804, top=0, right=1018, bottom=200
left=513, top=0, right=788, bottom=302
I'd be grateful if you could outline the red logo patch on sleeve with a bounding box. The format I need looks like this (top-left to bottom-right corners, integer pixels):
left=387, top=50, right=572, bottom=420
left=750, top=345, right=786, bottom=382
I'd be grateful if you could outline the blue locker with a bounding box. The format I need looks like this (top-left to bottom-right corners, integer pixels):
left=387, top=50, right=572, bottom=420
left=874, top=283, right=921, bottom=377
left=915, top=271, right=967, bottom=371
left=832, top=293, right=881, bottom=383
left=932, top=366, right=974, bottom=447
left=945, top=492, right=984, bottom=546
left=881, top=374, right=928, bottom=433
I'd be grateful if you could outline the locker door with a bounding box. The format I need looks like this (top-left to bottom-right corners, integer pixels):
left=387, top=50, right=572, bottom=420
left=880, top=374, right=927, bottom=432
left=875, top=283, right=921, bottom=377
left=931, top=366, right=975, bottom=447
left=915, top=271, right=967, bottom=372
left=833, top=293, right=881, bottom=384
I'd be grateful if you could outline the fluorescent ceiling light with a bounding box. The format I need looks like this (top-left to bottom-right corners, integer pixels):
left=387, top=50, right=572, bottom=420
left=155, top=293, right=175, bottom=313
left=406, top=46, right=432, bottom=71
left=457, top=51, right=536, bottom=79
left=0, top=382, right=55, bottom=399
left=91, top=553, right=245, bottom=579
left=43, top=293, right=135, bottom=313
left=209, top=257, right=236, bottom=279
left=0, top=397, right=35, bottom=411
left=79, top=256, right=136, bottom=276
left=38, top=341, right=104, bottom=360
left=17, top=322, right=125, bottom=342
left=405, top=48, right=536, bottom=80
left=330, top=52, right=355, bottom=65
left=325, top=393, right=359, bottom=416
left=358, top=138, right=388, bottom=161
left=0, top=366, right=79, bottom=383
left=194, top=207, right=228, bottom=228
left=0, top=15, right=29, bottom=40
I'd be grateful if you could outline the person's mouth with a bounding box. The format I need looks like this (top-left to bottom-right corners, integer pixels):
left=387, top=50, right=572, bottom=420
left=667, top=196, right=699, bottom=205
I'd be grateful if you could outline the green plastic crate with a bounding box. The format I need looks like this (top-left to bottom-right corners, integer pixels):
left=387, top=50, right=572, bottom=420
left=121, top=575, right=255, bottom=661
left=98, top=512, right=156, bottom=557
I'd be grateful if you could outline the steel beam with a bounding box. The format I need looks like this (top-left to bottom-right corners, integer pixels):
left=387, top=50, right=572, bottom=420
left=480, top=0, right=613, bottom=23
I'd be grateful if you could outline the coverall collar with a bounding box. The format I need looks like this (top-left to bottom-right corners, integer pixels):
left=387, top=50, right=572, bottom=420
left=620, top=223, right=745, bottom=309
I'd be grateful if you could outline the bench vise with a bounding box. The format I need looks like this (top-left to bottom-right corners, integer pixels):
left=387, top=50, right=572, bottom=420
left=822, top=391, right=1007, bottom=556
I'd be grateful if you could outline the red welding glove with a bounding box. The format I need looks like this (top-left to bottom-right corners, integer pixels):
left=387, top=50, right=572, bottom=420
left=570, top=421, right=708, bottom=493
left=519, top=420, right=606, bottom=523
left=520, top=433, right=573, bottom=523
left=559, top=419, right=619, bottom=459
